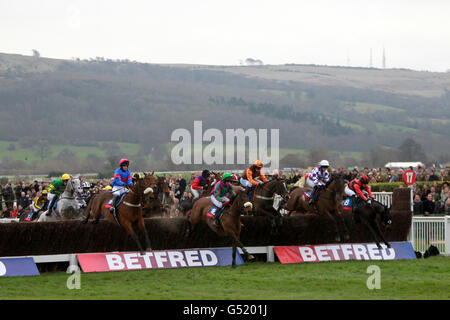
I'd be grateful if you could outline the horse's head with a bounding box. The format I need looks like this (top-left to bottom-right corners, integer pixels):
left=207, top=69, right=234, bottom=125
left=328, top=173, right=345, bottom=202
left=373, top=201, right=392, bottom=227
left=143, top=172, right=158, bottom=198
left=131, top=176, right=154, bottom=202
left=64, top=176, right=82, bottom=197
left=230, top=190, right=253, bottom=215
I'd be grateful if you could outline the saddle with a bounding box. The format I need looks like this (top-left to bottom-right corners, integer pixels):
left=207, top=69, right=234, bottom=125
left=342, top=196, right=365, bottom=213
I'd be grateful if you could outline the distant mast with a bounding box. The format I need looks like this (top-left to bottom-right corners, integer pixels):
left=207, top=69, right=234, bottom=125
left=382, top=47, right=386, bottom=69
left=369, top=48, right=373, bottom=68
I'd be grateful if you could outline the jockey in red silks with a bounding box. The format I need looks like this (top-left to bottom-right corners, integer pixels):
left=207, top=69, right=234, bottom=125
left=110, top=158, right=133, bottom=212
left=345, top=175, right=374, bottom=204
left=190, top=170, right=211, bottom=201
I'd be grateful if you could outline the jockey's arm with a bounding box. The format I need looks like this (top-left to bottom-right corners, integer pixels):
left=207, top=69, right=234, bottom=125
left=364, top=185, right=374, bottom=199
left=259, top=172, right=268, bottom=183
left=191, top=177, right=202, bottom=190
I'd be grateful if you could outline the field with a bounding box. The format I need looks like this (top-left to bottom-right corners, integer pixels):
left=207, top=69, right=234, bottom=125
left=1, top=257, right=448, bottom=300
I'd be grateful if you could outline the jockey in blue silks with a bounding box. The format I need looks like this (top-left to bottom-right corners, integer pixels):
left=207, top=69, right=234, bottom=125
left=110, top=158, right=133, bottom=213
left=306, top=160, right=330, bottom=205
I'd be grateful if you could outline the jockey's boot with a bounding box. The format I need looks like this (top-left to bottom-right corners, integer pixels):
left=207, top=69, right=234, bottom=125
left=110, top=194, right=119, bottom=213
left=213, top=206, right=224, bottom=228
left=309, top=187, right=317, bottom=205
left=46, top=196, right=57, bottom=216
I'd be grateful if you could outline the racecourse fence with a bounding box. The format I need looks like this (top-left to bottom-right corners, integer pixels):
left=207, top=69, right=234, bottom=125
left=410, top=215, right=450, bottom=255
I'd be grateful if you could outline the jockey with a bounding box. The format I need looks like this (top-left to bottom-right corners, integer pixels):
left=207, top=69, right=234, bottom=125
left=26, top=190, right=48, bottom=221
left=110, top=158, right=133, bottom=213
left=210, top=173, right=236, bottom=228
left=190, top=169, right=211, bottom=201
left=79, top=181, right=91, bottom=208
left=306, top=160, right=330, bottom=205
left=240, top=160, right=268, bottom=196
left=45, top=173, right=70, bottom=216
left=345, top=175, right=374, bottom=205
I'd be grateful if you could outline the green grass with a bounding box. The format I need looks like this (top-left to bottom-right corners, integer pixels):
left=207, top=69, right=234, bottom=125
left=1, top=257, right=448, bottom=300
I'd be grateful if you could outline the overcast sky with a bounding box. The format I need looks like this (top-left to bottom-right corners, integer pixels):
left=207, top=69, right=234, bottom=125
left=1, top=0, right=449, bottom=71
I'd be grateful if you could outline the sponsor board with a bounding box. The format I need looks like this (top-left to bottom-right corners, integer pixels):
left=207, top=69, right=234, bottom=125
left=274, top=242, right=416, bottom=264
left=77, top=248, right=243, bottom=273
left=0, top=257, right=40, bottom=277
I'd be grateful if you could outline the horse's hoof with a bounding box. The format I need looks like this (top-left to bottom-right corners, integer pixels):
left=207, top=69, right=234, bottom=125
left=248, top=254, right=255, bottom=261
left=145, top=247, right=152, bottom=252
left=335, top=236, right=341, bottom=242
left=386, top=244, right=392, bottom=249
left=377, top=245, right=383, bottom=250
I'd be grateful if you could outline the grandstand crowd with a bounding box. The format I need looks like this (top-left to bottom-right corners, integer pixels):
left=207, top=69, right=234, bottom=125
left=1, top=164, right=449, bottom=219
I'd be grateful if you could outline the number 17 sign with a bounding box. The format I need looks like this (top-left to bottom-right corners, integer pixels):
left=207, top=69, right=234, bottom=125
left=403, top=170, right=416, bottom=186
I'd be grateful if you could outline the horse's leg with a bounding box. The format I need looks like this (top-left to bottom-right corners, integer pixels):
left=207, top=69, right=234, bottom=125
left=137, top=215, right=152, bottom=251
left=371, top=219, right=391, bottom=248
left=232, top=238, right=237, bottom=269
left=361, top=217, right=382, bottom=249
left=122, top=219, right=145, bottom=255
left=337, top=210, right=350, bottom=240
left=236, top=239, right=255, bottom=261
left=324, top=210, right=341, bottom=242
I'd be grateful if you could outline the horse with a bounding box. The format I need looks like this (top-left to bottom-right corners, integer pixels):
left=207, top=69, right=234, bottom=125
left=353, top=199, right=392, bottom=249
left=250, top=178, right=290, bottom=234
left=142, top=172, right=164, bottom=218
left=37, top=176, right=83, bottom=222
left=285, top=173, right=349, bottom=242
left=186, top=190, right=254, bottom=268
left=82, top=177, right=154, bottom=255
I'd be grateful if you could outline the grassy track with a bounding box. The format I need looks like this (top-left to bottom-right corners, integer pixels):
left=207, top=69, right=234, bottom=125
left=0, top=257, right=448, bottom=300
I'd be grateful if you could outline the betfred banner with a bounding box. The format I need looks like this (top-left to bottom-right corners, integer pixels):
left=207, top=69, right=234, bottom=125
left=274, top=242, right=416, bottom=264
left=0, top=257, right=40, bottom=277
left=77, top=248, right=243, bottom=273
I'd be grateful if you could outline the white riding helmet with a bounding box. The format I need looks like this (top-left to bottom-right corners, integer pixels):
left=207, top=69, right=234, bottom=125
left=82, top=182, right=90, bottom=189
left=319, top=160, right=330, bottom=167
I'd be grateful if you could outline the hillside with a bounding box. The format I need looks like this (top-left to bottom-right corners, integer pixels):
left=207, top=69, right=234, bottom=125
left=0, top=52, right=449, bottom=174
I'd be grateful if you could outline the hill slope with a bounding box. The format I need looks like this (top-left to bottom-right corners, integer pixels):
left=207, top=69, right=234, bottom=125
left=0, top=52, right=449, bottom=173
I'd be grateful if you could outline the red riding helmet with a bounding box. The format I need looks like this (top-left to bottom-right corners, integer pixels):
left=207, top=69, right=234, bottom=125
left=360, top=175, right=370, bottom=184
left=119, top=158, right=130, bottom=167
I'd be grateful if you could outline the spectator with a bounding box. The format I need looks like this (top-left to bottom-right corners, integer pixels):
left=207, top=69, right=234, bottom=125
left=429, top=170, right=439, bottom=181
left=10, top=204, right=19, bottom=218
left=17, top=191, right=31, bottom=209
left=422, top=193, right=435, bottom=215
left=429, top=187, right=440, bottom=202
left=389, top=169, right=398, bottom=183
left=421, top=184, right=431, bottom=201
left=416, top=165, right=426, bottom=181
left=445, top=198, right=450, bottom=214
left=1, top=206, right=9, bottom=218
left=343, top=169, right=353, bottom=182
left=287, top=170, right=299, bottom=185
left=413, top=194, right=423, bottom=215
left=2, top=181, right=14, bottom=211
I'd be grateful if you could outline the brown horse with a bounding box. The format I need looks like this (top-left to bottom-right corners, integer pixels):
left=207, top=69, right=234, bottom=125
left=142, top=173, right=166, bottom=218
left=186, top=190, right=254, bottom=268
left=285, top=174, right=349, bottom=242
left=251, top=178, right=290, bottom=234
left=82, top=177, right=154, bottom=255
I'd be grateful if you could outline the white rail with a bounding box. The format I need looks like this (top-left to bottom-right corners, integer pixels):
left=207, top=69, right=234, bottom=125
left=410, top=215, right=449, bottom=255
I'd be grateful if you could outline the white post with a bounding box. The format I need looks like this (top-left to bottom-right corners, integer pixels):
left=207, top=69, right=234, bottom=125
left=445, top=216, right=450, bottom=256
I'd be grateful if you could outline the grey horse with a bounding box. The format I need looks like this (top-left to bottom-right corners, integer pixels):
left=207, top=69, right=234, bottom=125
left=38, top=176, right=83, bottom=221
